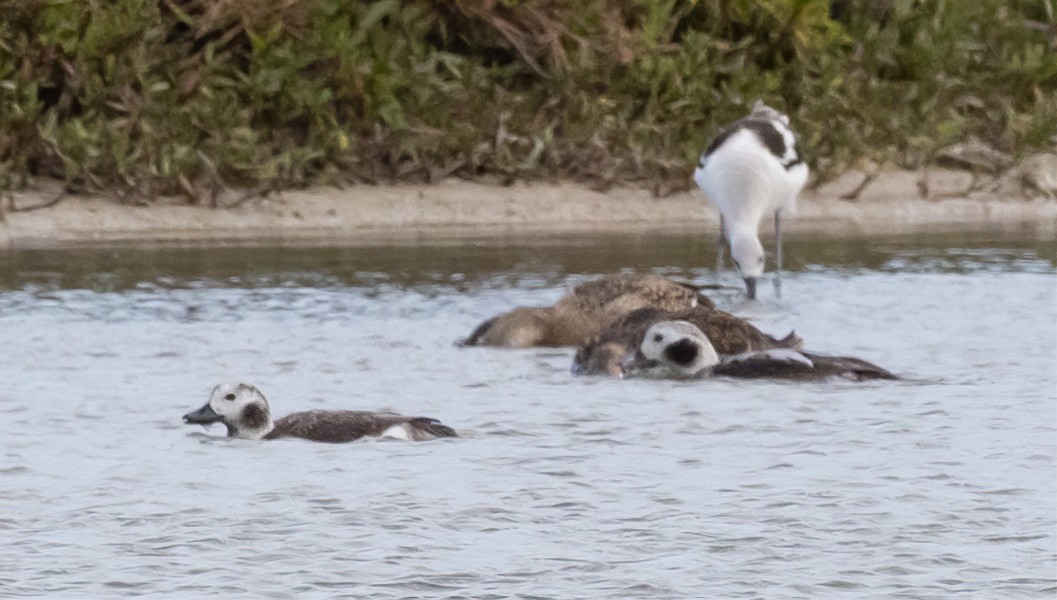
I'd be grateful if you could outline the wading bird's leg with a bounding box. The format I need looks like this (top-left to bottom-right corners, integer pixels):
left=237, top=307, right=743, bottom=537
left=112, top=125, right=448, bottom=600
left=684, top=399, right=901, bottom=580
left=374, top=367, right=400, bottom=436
left=716, top=214, right=728, bottom=275
left=774, top=209, right=783, bottom=298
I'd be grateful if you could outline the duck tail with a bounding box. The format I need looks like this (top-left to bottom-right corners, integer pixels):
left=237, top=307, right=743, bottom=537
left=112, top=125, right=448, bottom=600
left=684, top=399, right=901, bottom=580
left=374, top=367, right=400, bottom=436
left=457, top=316, right=499, bottom=347
left=775, top=330, right=804, bottom=350
left=410, top=418, right=459, bottom=438
left=802, top=352, right=899, bottom=381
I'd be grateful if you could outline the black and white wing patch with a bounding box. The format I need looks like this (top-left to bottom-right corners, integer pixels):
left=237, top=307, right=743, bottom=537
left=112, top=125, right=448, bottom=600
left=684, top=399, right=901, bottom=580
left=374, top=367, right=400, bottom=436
left=700, top=104, right=802, bottom=170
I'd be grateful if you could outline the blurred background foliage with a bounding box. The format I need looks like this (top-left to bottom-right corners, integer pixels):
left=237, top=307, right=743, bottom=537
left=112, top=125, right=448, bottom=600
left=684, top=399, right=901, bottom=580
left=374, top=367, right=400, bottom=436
left=1, top=0, right=1054, bottom=200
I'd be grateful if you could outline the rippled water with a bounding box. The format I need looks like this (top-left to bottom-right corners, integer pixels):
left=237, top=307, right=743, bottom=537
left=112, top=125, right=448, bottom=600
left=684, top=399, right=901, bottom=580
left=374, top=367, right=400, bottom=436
left=1, top=231, right=1055, bottom=598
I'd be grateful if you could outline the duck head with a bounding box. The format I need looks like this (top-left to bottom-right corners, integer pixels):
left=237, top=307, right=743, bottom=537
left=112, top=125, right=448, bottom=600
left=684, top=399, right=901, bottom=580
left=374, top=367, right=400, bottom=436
left=183, top=382, right=273, bottom=439
left=634, top=321, right=720, bottom=378
left=573, top=341, right=633, bottom=377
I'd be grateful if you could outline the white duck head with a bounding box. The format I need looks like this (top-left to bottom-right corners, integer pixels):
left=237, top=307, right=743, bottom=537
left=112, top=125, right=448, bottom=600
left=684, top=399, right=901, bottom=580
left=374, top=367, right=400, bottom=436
left=183, top=382, right=274, bottom=439
left=636, top=320, right=721, bottom=377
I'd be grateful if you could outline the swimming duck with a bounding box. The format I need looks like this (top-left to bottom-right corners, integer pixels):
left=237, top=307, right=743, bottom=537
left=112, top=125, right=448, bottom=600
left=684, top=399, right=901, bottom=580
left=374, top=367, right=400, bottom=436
left=572, top=306, right=801, bottom=377
left=694, top=101, right=809, bottom=299
left=630, top=320, right=897, bottom=381
left=461, top=273, right=715, bottom=348
left=182, top=383, right=458, bottom=442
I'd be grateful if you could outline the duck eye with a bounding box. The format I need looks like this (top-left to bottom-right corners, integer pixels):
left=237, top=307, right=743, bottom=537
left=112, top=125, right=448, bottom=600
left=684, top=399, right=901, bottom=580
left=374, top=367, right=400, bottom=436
left=653, top=334, right=664, bottom=342
left=224, top=393, right=236, bottom=401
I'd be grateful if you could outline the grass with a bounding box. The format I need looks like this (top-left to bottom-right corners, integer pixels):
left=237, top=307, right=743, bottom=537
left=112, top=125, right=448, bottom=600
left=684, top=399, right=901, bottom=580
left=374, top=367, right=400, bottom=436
left=1, top=0, right=1054, bottom=202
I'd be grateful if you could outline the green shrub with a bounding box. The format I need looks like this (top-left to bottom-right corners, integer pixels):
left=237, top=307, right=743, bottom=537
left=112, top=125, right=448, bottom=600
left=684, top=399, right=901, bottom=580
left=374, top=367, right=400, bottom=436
left=0, top=0, right=1053, bottom=199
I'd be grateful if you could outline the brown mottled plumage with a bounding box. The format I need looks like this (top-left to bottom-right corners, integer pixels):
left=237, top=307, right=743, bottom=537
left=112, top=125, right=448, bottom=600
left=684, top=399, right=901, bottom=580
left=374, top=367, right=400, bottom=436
left=461, top=273, right=716, bottom=348
left=573, top=306, right=801, bottom=376
left=182, top=383, right=458, bottom=443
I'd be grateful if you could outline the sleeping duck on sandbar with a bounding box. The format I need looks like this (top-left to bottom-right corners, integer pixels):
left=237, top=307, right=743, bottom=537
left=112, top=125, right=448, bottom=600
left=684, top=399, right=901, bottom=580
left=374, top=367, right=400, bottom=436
left=183, top=382, right=458, bottom=442
left=461, top=273, right=716, bottom=348
left=626, top=321, right=897, bottom=381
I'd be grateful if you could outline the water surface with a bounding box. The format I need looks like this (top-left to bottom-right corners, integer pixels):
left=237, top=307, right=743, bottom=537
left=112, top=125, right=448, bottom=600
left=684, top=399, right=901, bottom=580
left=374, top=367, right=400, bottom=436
left=1, top=231, right=1055, bottom=598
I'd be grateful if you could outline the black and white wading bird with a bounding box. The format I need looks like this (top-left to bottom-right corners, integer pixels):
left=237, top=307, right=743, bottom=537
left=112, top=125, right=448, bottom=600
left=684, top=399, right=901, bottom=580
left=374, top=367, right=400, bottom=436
left=694, top=101, right=809, bottom=299
left=627, top=321, right=897, bottom=381
left=183, top=382, right=458, bottom=443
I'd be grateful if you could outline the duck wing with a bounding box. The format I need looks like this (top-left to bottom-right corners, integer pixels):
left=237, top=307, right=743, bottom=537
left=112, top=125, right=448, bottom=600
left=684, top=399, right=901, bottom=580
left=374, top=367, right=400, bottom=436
left=800, top=352, right=899, bottom=381
left=713, top=349, right=817, bottom=379
left=714, top=349, right=897, bottom=381
left=266, top=410, right=405, bottom=443
left=572, top=307, right=671, bottom=375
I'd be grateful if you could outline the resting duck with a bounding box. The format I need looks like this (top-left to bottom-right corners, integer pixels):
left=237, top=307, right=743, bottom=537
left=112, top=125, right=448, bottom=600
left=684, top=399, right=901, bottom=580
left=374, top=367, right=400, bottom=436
left=572, top=306, right=801, bottom=376
left=460, top=273, right=716, bottom=348
left=629, top=320, right=897, bottom=381
left=182, top=383, right=458, bottom=442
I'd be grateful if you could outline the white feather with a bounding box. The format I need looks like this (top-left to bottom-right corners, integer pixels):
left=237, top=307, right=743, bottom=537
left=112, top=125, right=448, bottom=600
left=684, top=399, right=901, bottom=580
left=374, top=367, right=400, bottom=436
left=381, top=424, right=412, bottom=441
left=761, top=348, right=814, bottom=367
left=694, top=130, right=804, bottom=223
left=726, top=348, right=814, bottom=367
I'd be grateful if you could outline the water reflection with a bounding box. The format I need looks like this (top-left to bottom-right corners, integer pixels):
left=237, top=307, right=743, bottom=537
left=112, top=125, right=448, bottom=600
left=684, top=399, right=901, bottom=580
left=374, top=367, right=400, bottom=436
left=1, top=231, right=1054, bottom=292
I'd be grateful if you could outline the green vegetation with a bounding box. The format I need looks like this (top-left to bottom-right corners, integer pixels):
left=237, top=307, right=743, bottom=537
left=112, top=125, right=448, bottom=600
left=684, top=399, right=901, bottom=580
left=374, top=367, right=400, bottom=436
left=1, top=0, right=1054, bottom=200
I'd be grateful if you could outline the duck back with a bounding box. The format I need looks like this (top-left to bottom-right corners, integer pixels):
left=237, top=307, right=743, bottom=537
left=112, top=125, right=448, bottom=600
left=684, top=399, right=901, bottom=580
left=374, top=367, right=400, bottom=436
left=714, top=351, right=897, bottom=381
left=264, top=411, right=458, bottom=443
left=462, top=274, right=714, bottom=348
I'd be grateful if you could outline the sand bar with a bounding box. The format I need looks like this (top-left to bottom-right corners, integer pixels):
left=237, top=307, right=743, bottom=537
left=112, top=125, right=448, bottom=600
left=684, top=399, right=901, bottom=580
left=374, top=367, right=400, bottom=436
left=2, top=166, right=1054, bottom=250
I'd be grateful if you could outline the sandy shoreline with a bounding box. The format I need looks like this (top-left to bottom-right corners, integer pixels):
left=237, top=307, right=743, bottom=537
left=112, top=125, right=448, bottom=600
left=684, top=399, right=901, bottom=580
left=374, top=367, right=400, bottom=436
left=2, top=166, right=1055, bottom=250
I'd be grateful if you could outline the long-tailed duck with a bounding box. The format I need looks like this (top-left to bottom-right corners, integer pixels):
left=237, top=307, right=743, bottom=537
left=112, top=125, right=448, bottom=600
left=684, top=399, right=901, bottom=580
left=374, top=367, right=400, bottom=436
left=630, top=320, right=897, bottom=381
left=693, top=101, right=809, bottom=299
left=460, top=273, right=716, bottom=348
left=182, top=383, right=458, bottom=442
left=572, top=305, right=801, bottom=377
